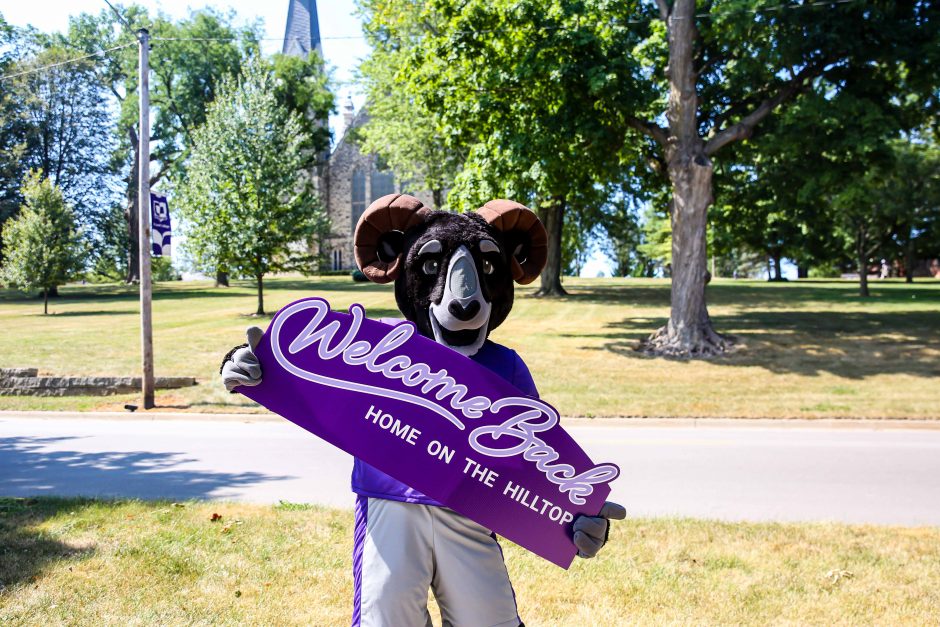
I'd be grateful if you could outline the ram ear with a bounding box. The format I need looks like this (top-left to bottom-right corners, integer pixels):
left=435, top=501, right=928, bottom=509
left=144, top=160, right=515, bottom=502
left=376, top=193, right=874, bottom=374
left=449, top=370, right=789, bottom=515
left=476, top=199, right=548, bottom=285
left=354, top=194, right=430, bottom=283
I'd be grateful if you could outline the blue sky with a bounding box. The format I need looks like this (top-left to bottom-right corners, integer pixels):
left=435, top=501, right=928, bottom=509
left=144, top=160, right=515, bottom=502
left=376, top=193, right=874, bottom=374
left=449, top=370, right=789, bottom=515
left=3, top=0, right=371, bottom=138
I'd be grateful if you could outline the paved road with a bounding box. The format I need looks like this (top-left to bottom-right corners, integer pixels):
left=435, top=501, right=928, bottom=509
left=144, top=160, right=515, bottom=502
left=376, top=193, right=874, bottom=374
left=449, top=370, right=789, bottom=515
left=2, top=415, right=940, bottom=526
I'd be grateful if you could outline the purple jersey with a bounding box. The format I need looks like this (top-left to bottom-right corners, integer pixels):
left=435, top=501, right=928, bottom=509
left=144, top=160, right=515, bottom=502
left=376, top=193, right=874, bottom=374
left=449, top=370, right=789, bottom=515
left=350, top=333, right=539, bottom=505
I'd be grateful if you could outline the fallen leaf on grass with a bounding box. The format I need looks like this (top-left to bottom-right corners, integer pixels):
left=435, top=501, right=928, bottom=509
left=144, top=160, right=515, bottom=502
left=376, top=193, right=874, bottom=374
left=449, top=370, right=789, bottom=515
left=210, top=513, right=223, bottom=522
left=235, top=590, right=242, bottom=598
left=221, top=525, right=232, bottom=534
left=825, top=569, right=854, bottom=585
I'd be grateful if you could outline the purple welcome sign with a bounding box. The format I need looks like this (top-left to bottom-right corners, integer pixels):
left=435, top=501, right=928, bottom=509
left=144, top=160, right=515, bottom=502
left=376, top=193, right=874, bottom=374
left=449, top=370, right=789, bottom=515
left=238, top=297, right=619, bottom=568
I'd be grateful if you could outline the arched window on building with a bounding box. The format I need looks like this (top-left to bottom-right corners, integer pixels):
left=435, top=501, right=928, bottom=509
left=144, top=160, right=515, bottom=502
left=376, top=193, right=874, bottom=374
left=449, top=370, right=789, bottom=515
left=351, top=168, right=367, bottom=229
left=370, top=168, right=395, bottom=202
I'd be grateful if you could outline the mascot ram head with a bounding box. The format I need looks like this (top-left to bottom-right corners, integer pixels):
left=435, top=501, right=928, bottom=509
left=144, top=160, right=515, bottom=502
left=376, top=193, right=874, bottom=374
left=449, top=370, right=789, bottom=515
left=354, top=194, right=548, bottom=357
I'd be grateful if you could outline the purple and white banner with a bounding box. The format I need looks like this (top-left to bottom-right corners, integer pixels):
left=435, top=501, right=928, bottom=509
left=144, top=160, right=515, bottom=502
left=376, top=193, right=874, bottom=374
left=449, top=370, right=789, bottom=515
left=238, top=297, right=619, bottom=568
left=150, top=192, right=171, bottom=257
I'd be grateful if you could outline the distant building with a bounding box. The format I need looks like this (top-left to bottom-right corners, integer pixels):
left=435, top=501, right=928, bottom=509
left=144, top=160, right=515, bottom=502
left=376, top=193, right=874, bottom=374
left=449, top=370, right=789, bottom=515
left=283, top=0, right=434, bottom=272
left=282, top=0, right=321, bottom=58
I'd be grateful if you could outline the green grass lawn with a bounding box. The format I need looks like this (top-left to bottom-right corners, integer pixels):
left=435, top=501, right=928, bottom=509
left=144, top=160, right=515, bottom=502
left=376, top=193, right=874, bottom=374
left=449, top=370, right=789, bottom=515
left=1, top=498, right=938, bottom=625
left=2, top=276, right=939, bottom=418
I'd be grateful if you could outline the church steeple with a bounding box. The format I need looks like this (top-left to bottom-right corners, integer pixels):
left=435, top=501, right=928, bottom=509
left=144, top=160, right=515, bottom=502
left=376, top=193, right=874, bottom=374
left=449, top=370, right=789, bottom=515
left=283, top=0, right=322, bottom=58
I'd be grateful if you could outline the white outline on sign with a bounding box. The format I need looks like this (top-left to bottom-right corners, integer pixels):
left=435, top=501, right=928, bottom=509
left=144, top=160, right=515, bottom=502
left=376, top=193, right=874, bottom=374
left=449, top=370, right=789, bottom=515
left=267, top=298, right=620, bottom=505
left=270, top=299, right=468, bottom=430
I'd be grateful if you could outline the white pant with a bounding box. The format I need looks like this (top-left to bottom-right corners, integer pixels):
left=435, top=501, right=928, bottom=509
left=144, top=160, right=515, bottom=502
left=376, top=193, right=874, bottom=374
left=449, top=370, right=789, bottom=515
left=353, top=497, right=522, bottom=627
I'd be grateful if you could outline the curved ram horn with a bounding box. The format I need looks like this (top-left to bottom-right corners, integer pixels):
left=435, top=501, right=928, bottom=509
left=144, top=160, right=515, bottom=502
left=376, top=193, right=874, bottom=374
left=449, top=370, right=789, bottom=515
left=354, top=193, right=430, bottom=284
left=477, top=199, right=548, bottom=285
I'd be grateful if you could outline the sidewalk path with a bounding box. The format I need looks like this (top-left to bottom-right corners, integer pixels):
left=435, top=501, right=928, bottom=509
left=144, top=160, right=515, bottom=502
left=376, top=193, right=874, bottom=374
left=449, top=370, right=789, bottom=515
left=2, top=413, right=939, bottom=526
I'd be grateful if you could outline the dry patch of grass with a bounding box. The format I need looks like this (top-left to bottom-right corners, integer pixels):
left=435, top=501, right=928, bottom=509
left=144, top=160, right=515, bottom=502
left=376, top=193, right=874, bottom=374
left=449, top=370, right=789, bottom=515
left=1, top=277, right=939, bottom=418
left=1, top=498, right=938, bottom=625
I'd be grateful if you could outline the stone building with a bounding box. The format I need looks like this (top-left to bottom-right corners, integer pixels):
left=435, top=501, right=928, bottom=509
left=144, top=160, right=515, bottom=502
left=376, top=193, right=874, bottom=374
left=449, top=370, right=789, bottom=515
left=319, top=104, right=435, bottom=271
left=283, top=0, right=433, bottom=272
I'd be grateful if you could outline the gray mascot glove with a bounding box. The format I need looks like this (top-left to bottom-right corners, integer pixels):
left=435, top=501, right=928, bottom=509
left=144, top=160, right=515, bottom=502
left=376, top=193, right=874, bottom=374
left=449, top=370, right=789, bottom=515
left=220, top=326, right=264, bottom=392
left=573, top=501, right=627, bottom=559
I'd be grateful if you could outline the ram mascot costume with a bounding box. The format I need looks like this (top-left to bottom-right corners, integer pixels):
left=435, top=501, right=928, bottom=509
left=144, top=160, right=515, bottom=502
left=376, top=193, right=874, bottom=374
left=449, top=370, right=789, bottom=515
left=221, top=194, right=625, bottom=627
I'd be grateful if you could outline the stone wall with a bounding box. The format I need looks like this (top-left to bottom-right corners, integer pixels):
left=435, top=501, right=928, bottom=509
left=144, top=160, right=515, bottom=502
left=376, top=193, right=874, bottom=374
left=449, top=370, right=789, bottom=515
left=0, top=368, right=197, bottom=397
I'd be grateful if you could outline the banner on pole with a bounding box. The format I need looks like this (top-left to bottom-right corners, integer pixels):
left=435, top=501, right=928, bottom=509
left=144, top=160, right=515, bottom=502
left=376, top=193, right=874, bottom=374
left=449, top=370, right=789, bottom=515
left=150, top=193, right=171, bottom=257
left=237, top=297, right=620, bottom=568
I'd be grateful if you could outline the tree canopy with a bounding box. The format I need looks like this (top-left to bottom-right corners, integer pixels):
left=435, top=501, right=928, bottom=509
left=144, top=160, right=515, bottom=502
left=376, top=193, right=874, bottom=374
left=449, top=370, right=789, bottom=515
left=358, top=0, right=648, bottom=295
left=358, top=0, right=940, bottom=354
left=64, top=6, right=263, bottom=282
left=0, top=171, right=86, bottom=313
left=175, top=59, right=329, bottom=315
left=355, top=28, right=462, bottom=209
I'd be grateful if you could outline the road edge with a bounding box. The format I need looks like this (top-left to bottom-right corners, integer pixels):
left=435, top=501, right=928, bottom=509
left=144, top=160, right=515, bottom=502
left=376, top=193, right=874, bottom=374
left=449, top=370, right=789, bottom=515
left=2, top=410, right=939, bottom=430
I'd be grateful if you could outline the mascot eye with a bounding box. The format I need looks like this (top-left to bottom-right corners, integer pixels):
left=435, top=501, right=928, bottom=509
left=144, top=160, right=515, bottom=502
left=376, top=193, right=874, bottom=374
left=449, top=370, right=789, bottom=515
left=482, top=259, right=494, bottom=275
left=422, top=259, right=440, bottom=275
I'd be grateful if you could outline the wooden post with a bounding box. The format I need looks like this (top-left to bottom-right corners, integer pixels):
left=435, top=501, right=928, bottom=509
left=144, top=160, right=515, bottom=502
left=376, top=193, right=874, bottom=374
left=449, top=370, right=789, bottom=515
left=137, top=28, right=155, bottom=409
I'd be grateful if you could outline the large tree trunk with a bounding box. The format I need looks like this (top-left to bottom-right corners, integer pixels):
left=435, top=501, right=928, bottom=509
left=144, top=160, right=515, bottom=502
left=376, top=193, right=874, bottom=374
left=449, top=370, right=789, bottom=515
left=535, top=198, right=567, bottom=297
left=857, top=229, right=870, bottom=298
left=215, top=271, right=229, bottom=287
left=904, top=227, right=915, bottom=283
left=256, top=273, right=265, bottom=316
left=641, top=0, right=732, bottom=357
left=124, top=125, right=141, bottom=284
left=643, top=155, right=730, bottom=356
left=43, top=287, right=48, bottom=315
left=768, top=253, right=785, bottom=281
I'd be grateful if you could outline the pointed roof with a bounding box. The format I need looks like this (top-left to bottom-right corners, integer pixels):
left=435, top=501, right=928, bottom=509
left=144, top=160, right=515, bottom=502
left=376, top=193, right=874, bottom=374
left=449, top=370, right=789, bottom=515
left=283, top=0, right=322, bottom=58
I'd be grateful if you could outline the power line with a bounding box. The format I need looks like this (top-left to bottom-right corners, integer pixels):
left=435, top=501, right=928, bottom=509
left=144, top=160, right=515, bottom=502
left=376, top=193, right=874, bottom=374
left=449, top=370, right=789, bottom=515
left=0, top=43, right=135, bottom=83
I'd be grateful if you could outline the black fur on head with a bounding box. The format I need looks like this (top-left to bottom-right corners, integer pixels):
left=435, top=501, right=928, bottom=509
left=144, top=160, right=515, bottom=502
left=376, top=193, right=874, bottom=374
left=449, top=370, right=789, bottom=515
left=395, top=212, right=514, bottom=346
left=354, top=194, right=547, bottom=356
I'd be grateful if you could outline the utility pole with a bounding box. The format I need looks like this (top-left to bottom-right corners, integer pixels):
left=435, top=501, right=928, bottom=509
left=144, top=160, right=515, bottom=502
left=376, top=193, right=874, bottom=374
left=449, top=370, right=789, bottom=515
left=137, top=28, right=155, bottom=409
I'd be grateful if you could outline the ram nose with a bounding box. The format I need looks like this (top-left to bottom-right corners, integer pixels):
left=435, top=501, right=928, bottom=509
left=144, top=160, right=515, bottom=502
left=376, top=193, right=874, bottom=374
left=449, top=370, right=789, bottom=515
left=448, top=300, right=481, bottom=321
left=449, top=254, right=478, bottom=299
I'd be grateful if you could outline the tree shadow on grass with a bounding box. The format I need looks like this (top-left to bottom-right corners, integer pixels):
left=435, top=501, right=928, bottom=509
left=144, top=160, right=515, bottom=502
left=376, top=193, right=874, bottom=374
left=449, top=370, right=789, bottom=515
left=233, top=306, right=402, bottom=322
left=532, top=283, right=672, bottom=307
left=264, top=278, right=392, bottom=294
left=0, top=436, right=293, bottom=501
left=36, top=310, right=138, bottom=317
left=0, top=435, right=295, bottom=589
left=0, top=285, right=250, bottom=305
left=0, top=497, right=99, bottom=591
left=580, top=310, right=940, bottom=379
left=555, top=280, right=940, bottom=309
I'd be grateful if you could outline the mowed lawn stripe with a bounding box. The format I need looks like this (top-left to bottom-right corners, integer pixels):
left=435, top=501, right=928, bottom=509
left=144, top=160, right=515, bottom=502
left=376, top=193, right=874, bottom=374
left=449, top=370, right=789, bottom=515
left=1, top=498, right=938, bottom=625
left=2, top=277, right=938, bottom=418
